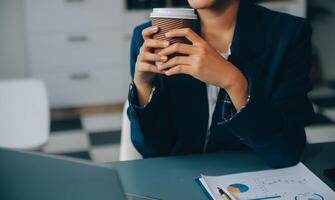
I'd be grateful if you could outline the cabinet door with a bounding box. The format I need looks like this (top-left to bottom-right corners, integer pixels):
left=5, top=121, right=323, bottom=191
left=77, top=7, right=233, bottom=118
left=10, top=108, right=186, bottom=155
left=28, top=31, right=125, bottom=72
left=34, top=67, right=129, bottom=108
left=25, top=0, right=123, bottom=33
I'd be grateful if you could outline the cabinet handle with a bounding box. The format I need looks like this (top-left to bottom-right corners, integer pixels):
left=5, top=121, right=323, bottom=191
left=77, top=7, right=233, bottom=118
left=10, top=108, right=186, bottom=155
left=65, top=0, right=85, bottom=3
left=70, top=73, right=91, bottom=80
left=67, top=35, right=88, bottom=42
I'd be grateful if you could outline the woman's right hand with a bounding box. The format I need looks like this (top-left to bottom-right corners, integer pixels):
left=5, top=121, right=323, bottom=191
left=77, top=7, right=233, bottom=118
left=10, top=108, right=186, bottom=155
left=133, top=26, right=170, bottom=106
left=134, top=26, right=170, bottom=88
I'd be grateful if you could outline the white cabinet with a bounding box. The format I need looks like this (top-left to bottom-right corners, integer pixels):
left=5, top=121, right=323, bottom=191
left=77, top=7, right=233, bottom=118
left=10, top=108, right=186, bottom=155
left=24, top=0, right=148, bottom=108
left=35, top=67, right=128, bottom=106
left=25, top=0, right=122, bottom=33
left=28, top=31, right=125, bottom=72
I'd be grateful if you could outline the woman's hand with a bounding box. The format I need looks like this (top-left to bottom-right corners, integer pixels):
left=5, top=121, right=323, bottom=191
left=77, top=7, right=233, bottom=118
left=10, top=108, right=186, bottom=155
left=134, top=26, right=169, bottom=87
left=158, top=28, right=249, bottom=110
left=133, top=26, right=170, bottom=106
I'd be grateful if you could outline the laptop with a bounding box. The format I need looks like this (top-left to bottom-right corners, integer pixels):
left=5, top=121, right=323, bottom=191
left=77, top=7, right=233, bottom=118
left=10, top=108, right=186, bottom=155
left=0, top=148, right=158, bottom=200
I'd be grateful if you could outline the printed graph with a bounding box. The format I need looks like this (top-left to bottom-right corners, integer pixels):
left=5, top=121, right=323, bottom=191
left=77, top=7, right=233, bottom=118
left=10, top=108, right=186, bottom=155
left=227, top=183, right=250, bottom=193
left=294, top=193, right=324, bottom=200
left=260, top=177, right=308, bottom=186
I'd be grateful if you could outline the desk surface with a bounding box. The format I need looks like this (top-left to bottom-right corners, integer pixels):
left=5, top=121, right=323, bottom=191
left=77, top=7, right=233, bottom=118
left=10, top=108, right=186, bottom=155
left=108, top=143, right=335, bottom=200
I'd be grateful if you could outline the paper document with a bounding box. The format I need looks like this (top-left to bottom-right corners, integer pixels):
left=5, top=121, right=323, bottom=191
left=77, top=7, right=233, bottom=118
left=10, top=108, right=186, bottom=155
left=197, top=163, right=335, bottom=200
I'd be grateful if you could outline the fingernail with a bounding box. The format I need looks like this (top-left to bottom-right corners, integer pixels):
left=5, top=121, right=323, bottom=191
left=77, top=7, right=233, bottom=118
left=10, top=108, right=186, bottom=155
left=153, top=26, right=158, bottom=31
left=165, top=32, right=170, bottom=37
left=161, top=56, right=168, bottom=61
left=163, top=41, right=169, bottom=47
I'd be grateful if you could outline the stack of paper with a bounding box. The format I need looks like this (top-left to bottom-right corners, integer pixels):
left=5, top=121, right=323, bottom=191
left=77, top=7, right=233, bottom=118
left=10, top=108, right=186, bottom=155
left=197, top=163, right=335, bottom=200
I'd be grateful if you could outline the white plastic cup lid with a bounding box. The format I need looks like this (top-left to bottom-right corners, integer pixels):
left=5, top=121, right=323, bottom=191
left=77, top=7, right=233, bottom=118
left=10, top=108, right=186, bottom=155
left=150, top=8, right=198, bottom=20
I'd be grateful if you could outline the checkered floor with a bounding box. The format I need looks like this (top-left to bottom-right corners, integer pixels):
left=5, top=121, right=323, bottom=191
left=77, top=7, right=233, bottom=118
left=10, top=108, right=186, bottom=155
left=42, top=112, right=122, bottom=163
left=42, top=81, right=335, bottom=163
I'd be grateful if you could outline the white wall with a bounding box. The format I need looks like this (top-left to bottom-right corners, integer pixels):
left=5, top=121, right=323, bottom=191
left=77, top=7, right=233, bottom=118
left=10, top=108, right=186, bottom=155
left=0, top=0, right=28, bottom=79
left=310, top=0, right=335, bottom=81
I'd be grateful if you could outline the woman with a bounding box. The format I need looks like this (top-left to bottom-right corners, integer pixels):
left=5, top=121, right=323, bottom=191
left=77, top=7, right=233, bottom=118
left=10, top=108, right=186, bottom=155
left=127, top=0, right=315, bottom=168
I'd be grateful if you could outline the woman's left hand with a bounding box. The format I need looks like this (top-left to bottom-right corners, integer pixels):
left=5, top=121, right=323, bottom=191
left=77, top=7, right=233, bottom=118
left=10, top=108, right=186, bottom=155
left=158, top=28, right=249, bottom=110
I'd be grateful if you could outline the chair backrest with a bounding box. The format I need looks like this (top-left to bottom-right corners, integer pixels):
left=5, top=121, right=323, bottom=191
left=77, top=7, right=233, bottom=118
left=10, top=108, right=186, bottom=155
left=119, top=101, right=142, bottom=161
left=0, top=79, right=49, bottom=149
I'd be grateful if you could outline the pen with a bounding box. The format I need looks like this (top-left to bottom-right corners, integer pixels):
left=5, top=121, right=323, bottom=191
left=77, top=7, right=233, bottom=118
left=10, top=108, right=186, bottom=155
left=217, top=187, right=237, bottom=200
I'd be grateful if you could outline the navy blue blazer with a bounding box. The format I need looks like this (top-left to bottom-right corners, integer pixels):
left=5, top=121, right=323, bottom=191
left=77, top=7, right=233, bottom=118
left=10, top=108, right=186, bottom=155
left=127, top=1, right=315, bottom=168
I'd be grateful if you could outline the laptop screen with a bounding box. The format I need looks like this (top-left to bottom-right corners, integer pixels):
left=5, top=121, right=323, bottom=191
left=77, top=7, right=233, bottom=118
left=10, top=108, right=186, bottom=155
left=0, top=148, right=126, bottom=200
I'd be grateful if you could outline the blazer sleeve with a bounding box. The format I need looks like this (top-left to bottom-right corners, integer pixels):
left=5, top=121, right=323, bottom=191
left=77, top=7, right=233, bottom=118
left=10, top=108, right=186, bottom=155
left=218, top=21, right=315, bottom=168
left=127, top=25, right=176, bottom=157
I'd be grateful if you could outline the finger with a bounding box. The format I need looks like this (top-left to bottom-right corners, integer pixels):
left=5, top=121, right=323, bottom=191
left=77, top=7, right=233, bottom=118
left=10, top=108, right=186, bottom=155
left=139, top=63, right=164, bottom=74
left=164, top=65, right=192, bottom=76
left=158, top=43, right=195, bottom=56
left=142, top=39, right=170, bottom=52
left=158, top=56, right=191, bottom=71
left=142, top=26, right=159, bottom=40
left=138, top=52, right=168, bottom=63
left=165, top=28, right=203, bottom=45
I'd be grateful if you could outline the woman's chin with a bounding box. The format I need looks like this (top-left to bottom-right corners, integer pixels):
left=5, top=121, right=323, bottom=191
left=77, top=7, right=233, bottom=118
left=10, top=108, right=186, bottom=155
left=187, top=0, right=217, bottom=9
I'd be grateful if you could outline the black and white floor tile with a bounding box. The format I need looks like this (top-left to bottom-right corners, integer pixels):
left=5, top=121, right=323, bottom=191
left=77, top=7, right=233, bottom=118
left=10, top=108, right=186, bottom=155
left=42, top=112, right=122, bottom=163
left=42, top=81, right=335, bottom=163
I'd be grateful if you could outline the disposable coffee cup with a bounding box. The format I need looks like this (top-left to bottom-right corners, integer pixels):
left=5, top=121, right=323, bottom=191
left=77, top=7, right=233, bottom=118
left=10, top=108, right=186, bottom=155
left=150, top=8, right=198, bottom=65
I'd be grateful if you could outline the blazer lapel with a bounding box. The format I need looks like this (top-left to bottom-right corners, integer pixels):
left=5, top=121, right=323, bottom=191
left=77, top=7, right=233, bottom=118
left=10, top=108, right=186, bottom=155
left=193, top=1, right=266, bottom=79
left=229, top=1, right=266, bottom=76
left=189, top=1, right=266, bottom=135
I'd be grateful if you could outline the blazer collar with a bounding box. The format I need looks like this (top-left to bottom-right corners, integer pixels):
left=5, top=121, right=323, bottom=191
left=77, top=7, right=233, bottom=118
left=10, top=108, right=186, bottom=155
left=194, top=1, right=265, bottom=68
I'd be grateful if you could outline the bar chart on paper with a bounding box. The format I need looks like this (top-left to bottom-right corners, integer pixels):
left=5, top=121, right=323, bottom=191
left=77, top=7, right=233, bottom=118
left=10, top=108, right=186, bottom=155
left=198, top=163, right=335, bottom=200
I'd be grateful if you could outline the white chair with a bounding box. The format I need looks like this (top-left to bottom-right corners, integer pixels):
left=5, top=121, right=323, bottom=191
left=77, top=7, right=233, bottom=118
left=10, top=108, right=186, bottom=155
left=119, top=101, right=142, bottom=161
left=0, top=79, right=49, bottom=150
